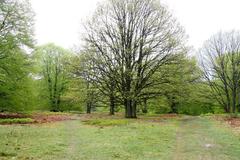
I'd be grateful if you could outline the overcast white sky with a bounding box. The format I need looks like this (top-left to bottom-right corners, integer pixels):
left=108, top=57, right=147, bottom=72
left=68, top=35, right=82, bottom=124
left=31, top=0, right=240, bottom=50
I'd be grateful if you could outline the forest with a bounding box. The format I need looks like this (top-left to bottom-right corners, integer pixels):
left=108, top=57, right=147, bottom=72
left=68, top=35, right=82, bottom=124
left=0, top=0, right=240, bottom=159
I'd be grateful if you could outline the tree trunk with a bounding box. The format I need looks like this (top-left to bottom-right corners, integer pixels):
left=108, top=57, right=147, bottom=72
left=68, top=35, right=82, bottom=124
left=232, top=87, right=237, bottom=113
left=224, top=83, right=231, bottom=113
left=125, top=99, right=132, bottom=118
left=56, top=95, right=61, bottom=111
left=124, top=99, right=137, bottom=118
left=142, top=98, right=148, bottom=114
left=132, top=100, right=137, bottom=118
left=109, top=96, right=115, bottom=115
left=50, top=99, right=58, bottom=112
left=238, top=92, right=240, bottom=112
left=86, top=102, right=91, bottom=114
left=170, top=102, right=178, bottom=114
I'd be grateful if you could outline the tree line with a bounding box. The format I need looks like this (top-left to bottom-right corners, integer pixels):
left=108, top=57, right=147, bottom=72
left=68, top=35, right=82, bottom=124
left=0, top=0, right=239, bottom=118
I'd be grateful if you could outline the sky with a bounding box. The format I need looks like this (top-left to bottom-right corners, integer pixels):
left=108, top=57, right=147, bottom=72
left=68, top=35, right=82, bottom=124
left=31, top=0, right=240, bottom=51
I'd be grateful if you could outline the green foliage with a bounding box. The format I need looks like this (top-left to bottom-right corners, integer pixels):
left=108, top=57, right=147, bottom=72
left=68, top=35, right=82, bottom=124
left=144, top=53, right=218, bottom=115
left=0, top=0, right=233, bottom=116
left=148, top=98, right=171, bottom=114
left=0, top=0, right=34, bottom=112
left=0, top=0, right=34, bottom=48
left=33, top=44, right=72, bottom=111
left=70, top=53, right=103, bottom=113
left=0, top=49, right=34, bottom=111
left=178, top=104, right=212, bottom=116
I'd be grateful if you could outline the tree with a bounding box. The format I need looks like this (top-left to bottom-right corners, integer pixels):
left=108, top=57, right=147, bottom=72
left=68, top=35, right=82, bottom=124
left=0, top=0, right=34, bottom=65
left=200, top=31, right=240, bottom=113
left=161, top=54, right=200, bottom=113
left=0, top=0, right=34, bottom=111
left=0, top=49, right=34, bottom=111
left=33, top=44, right=70, bottom=112
left=77, top=49, right=119, bottom=115
left=140, top=52, right=201, bottom=114
left=70, top=52, right=102, bottom=114
left=84, top=0, right=185, bottom=118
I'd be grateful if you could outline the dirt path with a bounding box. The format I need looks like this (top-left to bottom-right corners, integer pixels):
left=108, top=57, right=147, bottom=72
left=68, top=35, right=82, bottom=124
left=65, top=115, right=83, bottom=160
left=173, top=116, right=240, bottom=160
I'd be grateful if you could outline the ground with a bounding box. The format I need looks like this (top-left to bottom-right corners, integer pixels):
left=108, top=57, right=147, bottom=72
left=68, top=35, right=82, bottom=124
left=0, top=113, right=240, bottom=160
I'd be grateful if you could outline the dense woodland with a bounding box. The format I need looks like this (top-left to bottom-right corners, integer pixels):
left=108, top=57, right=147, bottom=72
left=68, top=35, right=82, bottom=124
left=1, top=0, right=240, bottom=118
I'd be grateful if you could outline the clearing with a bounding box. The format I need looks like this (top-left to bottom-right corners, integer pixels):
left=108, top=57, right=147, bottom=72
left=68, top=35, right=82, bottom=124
left=0, top=114, right=239, bottom=160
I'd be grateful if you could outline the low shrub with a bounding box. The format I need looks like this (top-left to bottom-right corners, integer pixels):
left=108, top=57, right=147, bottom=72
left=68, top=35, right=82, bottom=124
left=0, top=118, right=34, bottom=124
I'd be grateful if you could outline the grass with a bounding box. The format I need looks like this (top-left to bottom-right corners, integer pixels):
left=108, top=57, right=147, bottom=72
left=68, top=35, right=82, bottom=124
left=0, top=115, right=239, bottom=160
left=83, top=119, right=131, bottom=126
left=0, top=118, right=34, bottom=124
left=228, top=113, right=240, bottom=118
left=173, top=116, right=240, bottom=160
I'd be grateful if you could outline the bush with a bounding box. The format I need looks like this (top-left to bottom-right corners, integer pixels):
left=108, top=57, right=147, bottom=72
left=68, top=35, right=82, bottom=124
left=148, top=98, right=171, bottom=114
left=178, top=103, right=215, bottom=116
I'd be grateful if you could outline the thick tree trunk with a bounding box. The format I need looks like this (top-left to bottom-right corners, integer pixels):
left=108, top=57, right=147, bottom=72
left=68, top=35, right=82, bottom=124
left=124, top=99, right=137, bottom=118
left=109, top=96, right=115, bottom=115
left=125, top=99, right=132, bottom=118
left=132, top=100, right=137, bottom=118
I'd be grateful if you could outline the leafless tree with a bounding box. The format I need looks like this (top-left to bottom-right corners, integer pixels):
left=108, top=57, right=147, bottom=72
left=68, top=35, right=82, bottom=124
left=84, top=0, right=185, bottom=118
left=200, top=31, right=240, bottom=113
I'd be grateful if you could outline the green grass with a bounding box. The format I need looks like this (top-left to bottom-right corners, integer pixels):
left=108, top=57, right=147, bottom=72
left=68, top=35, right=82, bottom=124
left=0, top=118, right=34, bottom=124
left=83, top=119, right=131, bottom=126
left=0, top=115, right=239, bottom=160
left=173, top=116, right=240, bottom=160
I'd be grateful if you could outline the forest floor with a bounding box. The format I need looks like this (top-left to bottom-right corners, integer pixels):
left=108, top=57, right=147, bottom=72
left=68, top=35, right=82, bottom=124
left=0, top=113, right=240, bottom=160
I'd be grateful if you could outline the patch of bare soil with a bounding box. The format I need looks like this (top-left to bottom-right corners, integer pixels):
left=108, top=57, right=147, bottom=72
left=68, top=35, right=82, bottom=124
left=0, top=113, right=74, bottom=124
left=31, top=113, right=74, bottom=123
left=225, top=117, right=240, bottom=128
left=213, top=115, right=240, bottom=134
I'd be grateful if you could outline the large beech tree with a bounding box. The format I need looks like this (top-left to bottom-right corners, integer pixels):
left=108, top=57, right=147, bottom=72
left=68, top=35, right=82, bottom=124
left=84, top=0, right=185, bottom=118
left=34, top=44, right=70, bottom=112
left=0, top=0, right=34, bottom=111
